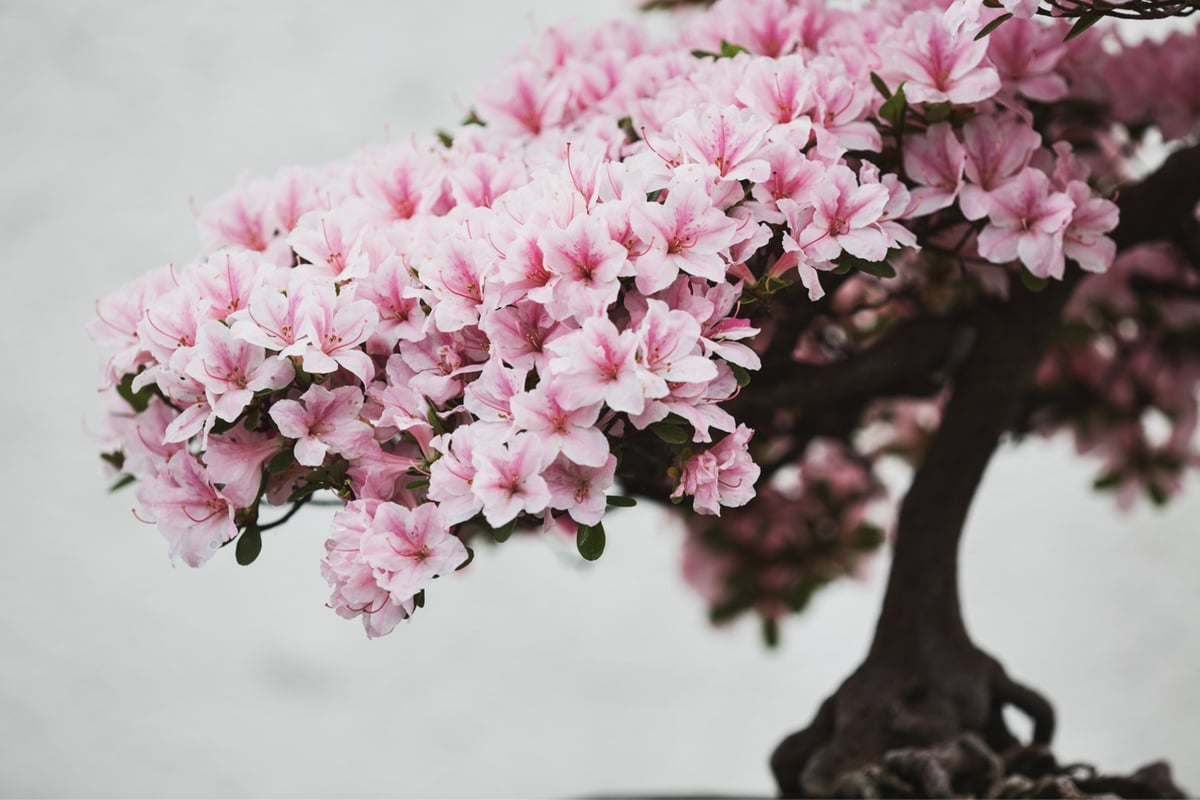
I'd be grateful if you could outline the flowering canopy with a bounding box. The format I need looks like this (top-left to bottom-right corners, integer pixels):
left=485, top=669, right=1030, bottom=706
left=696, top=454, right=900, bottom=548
left=92, top=0, right=1200, bottom=639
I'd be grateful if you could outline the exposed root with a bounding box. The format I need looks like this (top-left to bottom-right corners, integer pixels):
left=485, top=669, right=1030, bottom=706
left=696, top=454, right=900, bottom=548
left=771, top=651, right=1184, bottom=798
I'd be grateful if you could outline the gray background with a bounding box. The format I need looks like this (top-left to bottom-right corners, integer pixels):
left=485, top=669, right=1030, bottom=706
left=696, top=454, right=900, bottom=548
left=0, top=1, right=1196, bottom=796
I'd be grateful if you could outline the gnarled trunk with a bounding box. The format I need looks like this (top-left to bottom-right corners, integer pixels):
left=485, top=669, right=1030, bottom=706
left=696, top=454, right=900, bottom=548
left=771, top=278, right=1073, bottom=797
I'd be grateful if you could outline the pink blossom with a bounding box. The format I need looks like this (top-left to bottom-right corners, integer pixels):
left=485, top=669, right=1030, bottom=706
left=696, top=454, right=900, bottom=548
left=634, top=298, right=718, bottom=398
left=268, top=384, right=373, bottom=467
left=135, top=451, right=237, bottom=566
left=322, top=500, right=416, bottom=638
left=976, top=167, right=1074, bottom=279
left=541, top=213, right=626, bottom=320
left=203, top=426, right=282, bottom=508
left=903, top=122, right=966, bottom=216
left=883, top=10, right=1001, bottom=105
left=671, top=425, right=761, bottom=516
left=780, top=164, right=891, bottom=264
left=959, top=115, right=1042, bottom=220
left=359, top=502, right=468, bottom=601
left=294, top=284, right=379, bottom=384
left=510, top=384, right=609, bottom=467
left=546, top=316, right=645, bottom=414
left=427, top=428, right=485, bottom=525
left=631, top=178, right=740, bottom=294
left=471, top=434, right=552, bottom=527
left=185, top=321, right=294, bottom=422
left=1061, top=180, right=1118, bottom=273
left=544, top=453, right=618, bottom=525
left=986, top=16, right=1068, bottom=102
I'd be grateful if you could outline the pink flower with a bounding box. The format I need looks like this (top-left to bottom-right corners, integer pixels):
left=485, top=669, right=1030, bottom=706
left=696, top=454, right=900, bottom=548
left=135, top=451, right=237, bottom=566
left=671, top=105, right=772, bottom=184
left=545, top=316, right=645, bottom=414
left=544, top=453, right=617, bottom=526
left=510, top=384, right=609, bottom=467
left=1061, top=180, right=1118, bottom=273
left=630, top=179, right=740, bottom=294
left=203, top=426, right=282, bottom=508
left=269, top=384, right=374, bottom=467
left=470, top=434, right=552, bottom=527
left=780, top=164, right=891, bottom=264
left=903, top=122, right=966, bottom=217
left=671, top=425, right=761, bottom=516
left=427, top=427, right=485, bottom=525
left=322, top=500, right=416, bottom=638
left=884, top=10, right=1000, bottom=105
left=541, top=214, right=626, bottom=320
left=959, top=115, right=1042, bottom=220
left=633, top=298, right=718, bottom=398
left=986, top=16, right=1068, bottom=102
left=294, top=284, right=379, bottom=384
left=185, top=321, right=294, bottom=422
left=976, top=168, right=1074, bottom=279
left=359, top=502, right=468, bottom=601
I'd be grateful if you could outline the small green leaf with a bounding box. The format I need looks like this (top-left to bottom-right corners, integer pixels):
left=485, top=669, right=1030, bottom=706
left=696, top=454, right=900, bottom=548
left=116, top=372, right=154, bottom=414
left=719, top=40, right=749, bottom=58
left=1092, top=471, right=1124, bottom=491
left=456, top=545, right=475, bottom=571
left=762, top=617, right=780, bottom=648
left=923, top=102, right=953, bottom=123
left=108, top=474, right=136, bottom=493
left=576, top=523, right=606, bottom=561
left=974, top=12, right=1013, bottom=40
left=869, top=71, right=891, bottom=99
left=650, top=423, right=689, bottom=445
left=1021, top=270, right=1049, bottom=292
left=236, top=526, right=262, bottom=566
left=878, top=83, right=907, bottom=127
left=690, top=48, right=719, bottom=59
left=267, top=449, right=294, bottom=475
left=101, top=450, right=125, bottom=471
left=436, top=129, right=454, bottom=148
left=413, top=589, right=426, bottom=609
left=837, top=252, right=896, bottom=279
left=730, top=363, right=752, bottom=388
left=606, top=495, right=637, bottom=508
left=492, top=519, right=516, bottom=543
left=1146, top=481, right=1169, bottom=507
left=1064, top=12, right=1104, bottom=42
left=406, top=478, right=430, bottom=490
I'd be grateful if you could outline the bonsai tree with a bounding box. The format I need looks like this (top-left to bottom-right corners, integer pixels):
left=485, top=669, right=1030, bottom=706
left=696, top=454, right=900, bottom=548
left=90, top=0, right=1200, bottom=795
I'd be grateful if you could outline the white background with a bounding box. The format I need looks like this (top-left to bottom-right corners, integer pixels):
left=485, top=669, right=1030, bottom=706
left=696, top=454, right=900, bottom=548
left=0, top=1, right=1196, bottom=796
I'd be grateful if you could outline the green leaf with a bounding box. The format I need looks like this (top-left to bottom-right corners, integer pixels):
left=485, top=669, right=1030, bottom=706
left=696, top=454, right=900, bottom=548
left=853, top=522, right=885, bottom=551
left=413, top=589, right=426, bottom=609
left=650, top=422, right=690, bottom=445
left=719, top=39, right=749, bottom=58
left=1064, top=12, right=1104, bottom=42
left=100, top=450, right=125, bottom=471
left=974, top=12, right=1013, bottom=40
left=235, top=526, right=262, bottom=566
left=1092, top=471, right=1124, bottom=491
left=762, top=617, right=780, bottom=648
left=869, top=71, right=891, bottom=99
left=116, top=372, right=154, bottom=414
left=576, top=523, right=606, bottom=561
left=406, top=478, right=430, bottom=490
left=878, top=83, right=907, bottom=127
left=1146, top=481, right=1169, bottom=507
left=436, top=129, right=454, bottom=148
left=730, top=362, right=752, bottom=388
left=267, top=449, right=294, bottom=475
left=837, top=252, right=896, bottom=279
left=492, top=519, right=516, bottom=543
left=456, top=545, right=474, bottom=571
left=923, top=102, right=953, bottom=123
left=606, top=495, right=637, bottom=508
left=1021, top=270, right=1049, bottom=292
left=108, top=474, right=136, bottom=493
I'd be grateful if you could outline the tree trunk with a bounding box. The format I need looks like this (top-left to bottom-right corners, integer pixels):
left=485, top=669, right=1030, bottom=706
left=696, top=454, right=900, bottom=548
left=771, top=277, right=1074, bottom=797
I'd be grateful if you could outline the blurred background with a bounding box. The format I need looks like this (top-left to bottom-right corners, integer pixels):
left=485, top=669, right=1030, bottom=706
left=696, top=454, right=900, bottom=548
left=0, top=1, right=1197, bottom=796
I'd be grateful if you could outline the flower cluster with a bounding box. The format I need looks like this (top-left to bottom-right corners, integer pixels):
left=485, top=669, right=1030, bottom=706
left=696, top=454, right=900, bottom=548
left=92, top=0, right=1199, bottom=636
